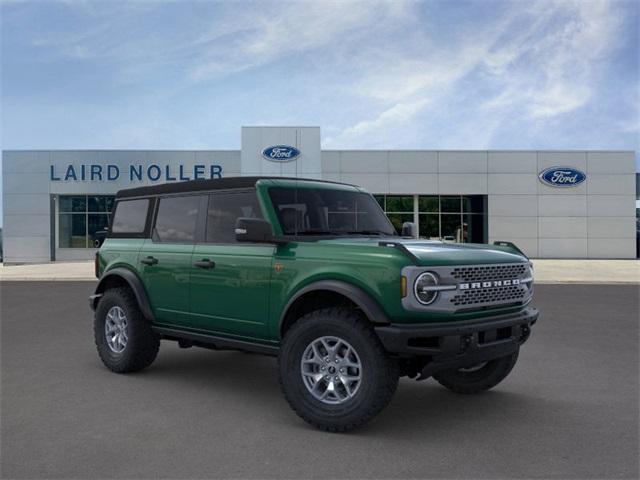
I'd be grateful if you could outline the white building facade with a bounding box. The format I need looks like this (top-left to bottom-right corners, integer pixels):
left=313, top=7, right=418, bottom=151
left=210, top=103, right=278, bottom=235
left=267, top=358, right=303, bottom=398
left=2, top=126, right=637, bottom=263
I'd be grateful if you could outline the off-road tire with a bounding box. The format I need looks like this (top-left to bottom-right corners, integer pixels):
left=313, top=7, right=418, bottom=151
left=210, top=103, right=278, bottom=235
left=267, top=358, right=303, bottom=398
left=278, top=307, right=399, bottom=432
left=94, top=287, right=160, bottom=373
left=433, top=349, right=519, bottom=394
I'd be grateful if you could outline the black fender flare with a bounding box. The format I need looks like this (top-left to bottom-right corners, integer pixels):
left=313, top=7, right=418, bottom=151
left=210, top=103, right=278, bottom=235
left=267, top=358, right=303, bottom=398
left=92, top=267, right=155, bottom=322
left=279, top=280, right=391, bottom=336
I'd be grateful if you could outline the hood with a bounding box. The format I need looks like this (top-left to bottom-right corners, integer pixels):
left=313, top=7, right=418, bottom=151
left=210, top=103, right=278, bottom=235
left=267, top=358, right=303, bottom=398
left=318, top=237, right=527, bottom=266
left=400, top=240, right=526, bottom=266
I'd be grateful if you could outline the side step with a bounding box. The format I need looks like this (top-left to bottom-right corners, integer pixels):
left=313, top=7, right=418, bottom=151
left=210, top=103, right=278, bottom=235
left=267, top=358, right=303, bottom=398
left=152, top=326, right=279, bottom=356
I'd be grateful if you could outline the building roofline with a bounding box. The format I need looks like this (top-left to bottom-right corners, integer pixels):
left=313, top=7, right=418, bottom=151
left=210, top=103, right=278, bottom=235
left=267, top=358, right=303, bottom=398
left=2, top=148, right=636, bottom=154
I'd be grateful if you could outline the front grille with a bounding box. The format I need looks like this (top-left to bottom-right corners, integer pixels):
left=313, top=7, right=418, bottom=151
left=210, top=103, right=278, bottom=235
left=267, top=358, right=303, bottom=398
left=451, top=284, right=527, bottom=307
left=401, top=262, right=533, bottom=314
left=451, top=264, right=527, bottom=282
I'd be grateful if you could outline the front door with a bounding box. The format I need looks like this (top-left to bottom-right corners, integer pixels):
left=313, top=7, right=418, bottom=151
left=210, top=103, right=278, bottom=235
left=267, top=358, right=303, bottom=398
left=139, top=194, right=205, bottom=327
left=189, top=190, right=274, bottom=339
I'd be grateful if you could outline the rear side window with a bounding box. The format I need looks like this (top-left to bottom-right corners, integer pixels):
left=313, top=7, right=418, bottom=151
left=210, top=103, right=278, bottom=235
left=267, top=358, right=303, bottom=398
left=206, top=191, right=263, bottom=243
left=153, top=195, right=201, bottom=243
left=111, top=199, right=149, bottom=234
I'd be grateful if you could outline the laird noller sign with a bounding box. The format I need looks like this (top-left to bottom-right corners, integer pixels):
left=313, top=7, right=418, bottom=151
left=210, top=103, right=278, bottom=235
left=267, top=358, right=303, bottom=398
left=50, top=163, right=224, bottom=182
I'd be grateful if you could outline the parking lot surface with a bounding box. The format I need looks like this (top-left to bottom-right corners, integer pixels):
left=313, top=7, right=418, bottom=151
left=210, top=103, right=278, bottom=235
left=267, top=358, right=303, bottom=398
left=1, top=282, right=638, bottom=479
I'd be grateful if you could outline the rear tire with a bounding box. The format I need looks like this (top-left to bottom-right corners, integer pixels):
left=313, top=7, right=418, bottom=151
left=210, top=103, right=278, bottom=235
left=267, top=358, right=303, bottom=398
left=433, top=350, right=519, bottom=394
left=278, top=308, right=399, bottom=432
left=94, top=287, right=160, bottom=373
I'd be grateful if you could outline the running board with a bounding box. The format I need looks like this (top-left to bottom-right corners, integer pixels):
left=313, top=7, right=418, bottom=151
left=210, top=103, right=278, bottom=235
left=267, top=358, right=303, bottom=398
left=152, top=326, right=279, bottom=356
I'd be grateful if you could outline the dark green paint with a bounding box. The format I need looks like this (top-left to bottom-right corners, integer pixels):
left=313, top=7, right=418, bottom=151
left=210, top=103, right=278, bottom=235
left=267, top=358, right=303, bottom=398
left=97, top=179, right=531, bottom=343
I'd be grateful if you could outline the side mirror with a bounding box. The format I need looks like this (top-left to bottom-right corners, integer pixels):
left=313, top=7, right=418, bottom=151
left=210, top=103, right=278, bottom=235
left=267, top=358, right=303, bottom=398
left=235, top=218, right=275, bottom=243
left=401, top=222, right=416, bottom=238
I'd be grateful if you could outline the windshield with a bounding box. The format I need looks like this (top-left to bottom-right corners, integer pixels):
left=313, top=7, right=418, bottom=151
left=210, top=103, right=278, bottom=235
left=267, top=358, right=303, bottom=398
left=268, top=187, right=397, bottom=237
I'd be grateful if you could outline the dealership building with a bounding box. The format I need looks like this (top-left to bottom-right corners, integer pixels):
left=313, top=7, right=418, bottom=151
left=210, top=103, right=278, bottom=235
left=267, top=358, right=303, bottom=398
left=2, top=126, right=637, bottom=263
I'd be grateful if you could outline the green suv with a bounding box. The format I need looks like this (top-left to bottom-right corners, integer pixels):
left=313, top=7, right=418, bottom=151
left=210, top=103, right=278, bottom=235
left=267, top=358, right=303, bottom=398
left=91, top=177, right=538, bottom=432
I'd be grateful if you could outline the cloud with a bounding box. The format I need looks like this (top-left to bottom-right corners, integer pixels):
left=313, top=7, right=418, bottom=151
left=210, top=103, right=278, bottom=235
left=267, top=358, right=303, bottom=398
left=18, top=0, right=412, bottom=81
left=482, top=0, right=624, bottom=119
left=323, top=39, right=498, bottom=146
left=327, top=98, right=430, bottom=146
left=1, top=0, right=637, bottom=156
left=189, top=1, right=411, bottom=80
left=326, top=0, right=629, bottom=147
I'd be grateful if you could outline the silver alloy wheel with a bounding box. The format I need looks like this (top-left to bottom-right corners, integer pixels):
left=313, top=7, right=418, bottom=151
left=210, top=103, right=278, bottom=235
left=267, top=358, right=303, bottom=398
left=300, top=336, right=362, bottom=405
left=105, top=306, right=128, bottom=353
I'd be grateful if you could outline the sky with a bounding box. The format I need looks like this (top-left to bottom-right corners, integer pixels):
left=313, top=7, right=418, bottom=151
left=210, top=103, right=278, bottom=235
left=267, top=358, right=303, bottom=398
left=1, top=0, right=639, bottom=224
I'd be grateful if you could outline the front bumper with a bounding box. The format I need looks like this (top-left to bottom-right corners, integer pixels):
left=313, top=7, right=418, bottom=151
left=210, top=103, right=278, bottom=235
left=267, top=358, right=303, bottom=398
left=375, top=307, right=538, bottom=378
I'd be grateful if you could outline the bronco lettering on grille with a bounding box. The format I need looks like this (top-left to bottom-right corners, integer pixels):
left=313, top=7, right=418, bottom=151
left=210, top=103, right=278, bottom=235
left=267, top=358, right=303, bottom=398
left=458, top=278, right=520, bottom=290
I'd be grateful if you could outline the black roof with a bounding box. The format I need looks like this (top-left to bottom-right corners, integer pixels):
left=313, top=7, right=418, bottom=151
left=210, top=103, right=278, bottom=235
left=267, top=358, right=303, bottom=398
left=115, top=176, right=351, bottom=199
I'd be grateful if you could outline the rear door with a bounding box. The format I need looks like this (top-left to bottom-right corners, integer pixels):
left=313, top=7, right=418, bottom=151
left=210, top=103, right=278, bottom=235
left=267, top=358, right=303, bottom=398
left=189, top=190, right=274, bottom=339
left=139, top=194, right=206, bottom=327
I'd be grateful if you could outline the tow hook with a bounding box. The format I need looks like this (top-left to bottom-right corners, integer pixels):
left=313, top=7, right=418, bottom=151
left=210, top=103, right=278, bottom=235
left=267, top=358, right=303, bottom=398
left=520, top=325, right=531, bottom=342
left=461, top=335, right=472, bottom=353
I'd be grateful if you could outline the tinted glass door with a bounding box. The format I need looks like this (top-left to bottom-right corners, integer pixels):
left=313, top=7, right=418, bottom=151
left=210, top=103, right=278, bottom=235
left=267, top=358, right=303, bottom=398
left=189, top=190, right=274, bottom=339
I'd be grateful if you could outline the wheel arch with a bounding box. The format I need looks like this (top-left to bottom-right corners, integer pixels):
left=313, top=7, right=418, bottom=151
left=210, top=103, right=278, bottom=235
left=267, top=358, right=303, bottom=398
left=279, top=280, right=390, bottom=338
left=92, top=267, right=155, bottom=322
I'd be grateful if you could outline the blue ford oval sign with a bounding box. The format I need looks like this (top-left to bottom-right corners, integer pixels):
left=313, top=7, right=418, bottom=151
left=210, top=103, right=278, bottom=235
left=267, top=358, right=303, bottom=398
left=538, top=166, right=586, bottom=188
left=261, top=145, right=300, bottom=162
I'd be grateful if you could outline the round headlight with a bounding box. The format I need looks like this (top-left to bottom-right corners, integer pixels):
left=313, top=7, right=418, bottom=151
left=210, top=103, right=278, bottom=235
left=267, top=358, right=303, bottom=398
left=414, top=272, right=439, bottom=305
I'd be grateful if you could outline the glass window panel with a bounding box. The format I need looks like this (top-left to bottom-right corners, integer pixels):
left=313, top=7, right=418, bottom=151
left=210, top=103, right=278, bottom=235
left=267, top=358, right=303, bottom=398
left=88, top=196, right=104, bottom=212
left=88, top=214, right=110, bottom=248
left=105, top=196, right=115, bottom=213
left=386, top=213, right=414, bottom=235
left=59, top=196, right=86, bottom=213
left=441, top=214, right=462, bottom=242
left=373, top=195, right=385, bottom=210
left=385, top=195, right=413, bottom=213
left=462, top=195, right=486, bottom=214
left=112, top=199, right=149, bottom=233
left=207, top=191, right=263, bottom=243
left=59, top=214, right=87, bottom=248
left=418, top=214, right=439, bottom=239
left=268, top=187, right=395, bottom=236
left=418, top=196, right=439, bottom=213
left=88, top=196, right=112, bottom=212
left=154, top=195, right=200, bottom=243
left=463, top=214, right=486, bottom=243
left=440, top=196, right=462, bottom=213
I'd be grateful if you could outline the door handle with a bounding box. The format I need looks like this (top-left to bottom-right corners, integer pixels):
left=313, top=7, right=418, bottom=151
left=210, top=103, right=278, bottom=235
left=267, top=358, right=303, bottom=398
left=140, top=256, right=158, bottom=266
left=193, top=259, right=215, bottom=269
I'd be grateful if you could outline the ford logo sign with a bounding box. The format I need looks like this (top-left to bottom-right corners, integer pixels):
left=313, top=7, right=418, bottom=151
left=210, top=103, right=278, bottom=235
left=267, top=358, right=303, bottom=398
left=538, top=166, right=586, bottom=188
left=261, top=145, right=301, bottom=162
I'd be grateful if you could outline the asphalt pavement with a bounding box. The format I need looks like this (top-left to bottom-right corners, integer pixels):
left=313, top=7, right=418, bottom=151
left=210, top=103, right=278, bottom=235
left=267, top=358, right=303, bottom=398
left=1, top=282, right=638, bottom=479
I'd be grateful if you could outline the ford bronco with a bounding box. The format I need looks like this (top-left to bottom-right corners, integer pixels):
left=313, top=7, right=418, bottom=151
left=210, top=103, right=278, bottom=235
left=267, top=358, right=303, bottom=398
left=91, top=177, right=538, bottom=432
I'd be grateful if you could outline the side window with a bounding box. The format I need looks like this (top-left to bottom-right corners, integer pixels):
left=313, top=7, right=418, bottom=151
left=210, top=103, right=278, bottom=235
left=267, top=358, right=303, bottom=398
left=206, top=191, right=263, bottom=243
left=111, top=199, right=149, bottom=234
left=153, top=195, right=201, bottom=243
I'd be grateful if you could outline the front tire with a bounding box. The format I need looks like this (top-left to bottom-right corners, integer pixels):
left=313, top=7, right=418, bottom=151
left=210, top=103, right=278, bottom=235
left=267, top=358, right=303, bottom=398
left=94, top=287, right=160, bottom=373
left=278, top=308, right=399, bottom=432
left=433, top=350, right=519, bottom=394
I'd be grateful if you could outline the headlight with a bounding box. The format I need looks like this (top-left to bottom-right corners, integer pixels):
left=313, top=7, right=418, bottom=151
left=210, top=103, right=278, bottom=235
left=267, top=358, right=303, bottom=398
left=414, top=272, right=439, bottom=305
